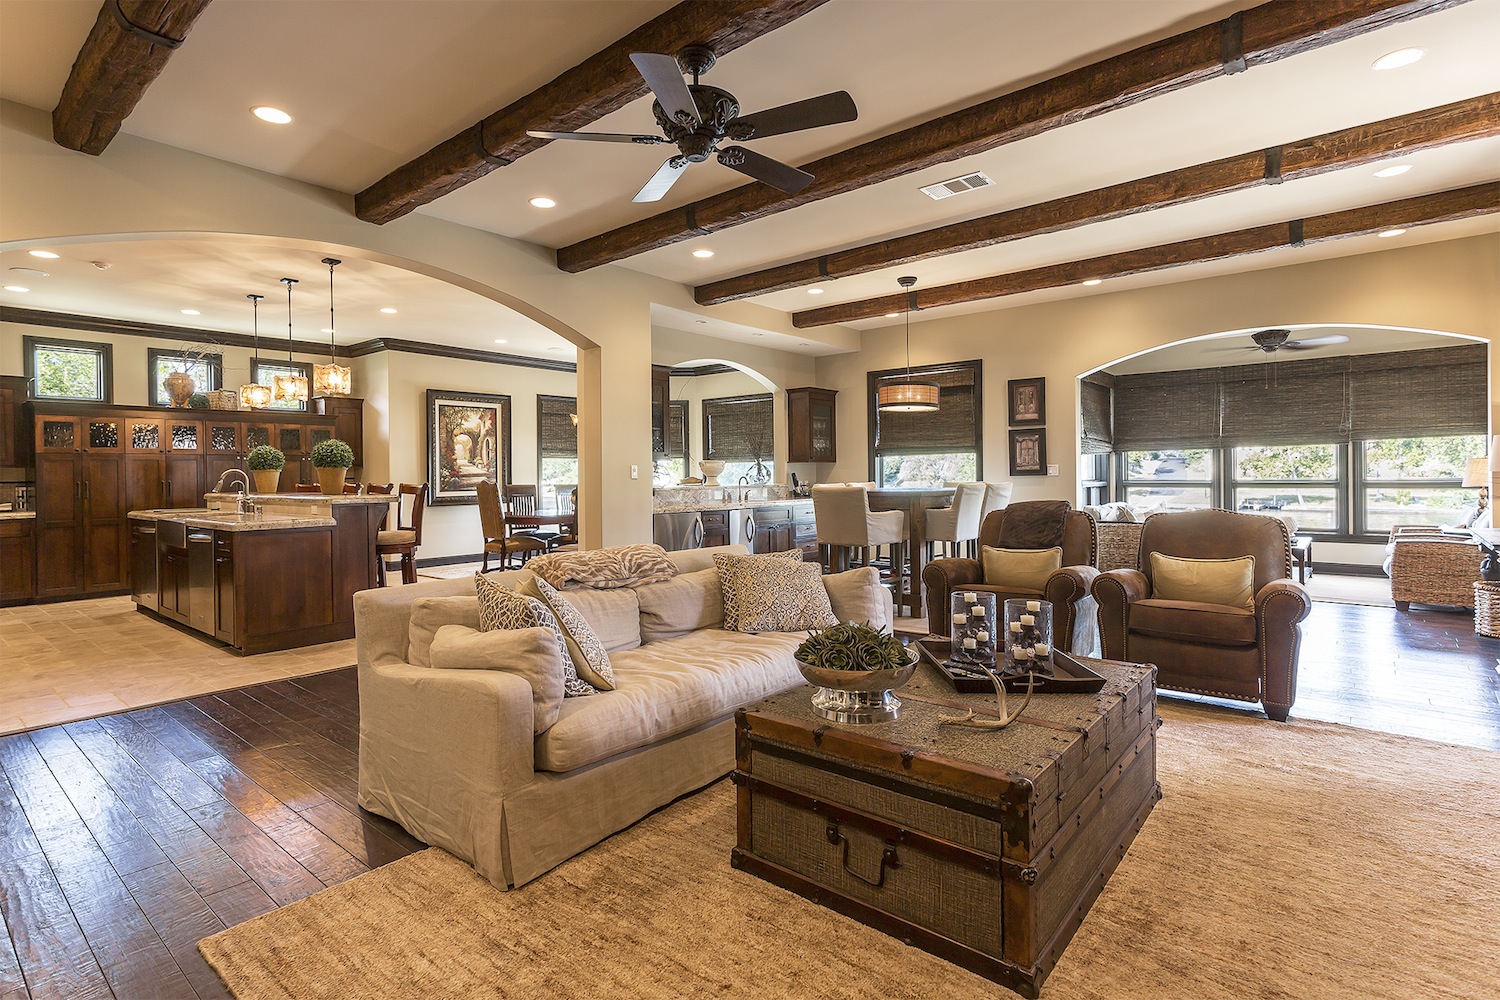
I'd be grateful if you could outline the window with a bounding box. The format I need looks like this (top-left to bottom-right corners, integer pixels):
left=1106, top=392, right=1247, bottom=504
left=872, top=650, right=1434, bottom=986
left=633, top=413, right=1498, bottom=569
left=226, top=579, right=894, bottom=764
left=148, top=348, right=221, bottom=406
left=1232, top=444, right=1339, bottom=531
left=703, top=394, right=773, bottom=484
left=252, top=360, right=312, bottom=411
left=869, top=360, right=982, bottom=486
left=537, top=395, right=578, bottom=510
left=1360, top=435, right=1484, bottom=533
left=24, top=335, right=111, bottom=402
left=1122, top=450, right=1213, bottom=512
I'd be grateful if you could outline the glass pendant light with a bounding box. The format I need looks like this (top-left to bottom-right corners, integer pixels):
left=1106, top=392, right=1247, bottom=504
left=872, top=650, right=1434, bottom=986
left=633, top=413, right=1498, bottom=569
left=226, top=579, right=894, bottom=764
left=272, top=276, right=309, bottom=403
left=313, top=257, right=352, bottom=396
left=876, top=276, right=940, bottom=413
left=238, top=293, right=273, bottom=409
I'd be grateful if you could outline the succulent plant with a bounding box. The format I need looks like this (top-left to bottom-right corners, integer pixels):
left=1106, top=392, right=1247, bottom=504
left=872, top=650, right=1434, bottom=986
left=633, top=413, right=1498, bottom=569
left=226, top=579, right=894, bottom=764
left=247, top=445, right=285, bottom=471
left=795, top=622, right=910, bottom=672
left=187, top=392, right=211, bottom=408
left=310, top=438, right=355, bottom=469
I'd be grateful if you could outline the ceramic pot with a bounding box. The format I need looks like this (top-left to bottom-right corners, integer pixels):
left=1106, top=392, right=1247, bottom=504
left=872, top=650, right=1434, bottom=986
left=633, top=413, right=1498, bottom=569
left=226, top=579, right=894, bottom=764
left=698, top=460, right=726, bottom=486
left=251, top=469, right=281, bottom=494
left=316, top=466, right=349, bottom=495
left=163, top=371, right=196, bottom=407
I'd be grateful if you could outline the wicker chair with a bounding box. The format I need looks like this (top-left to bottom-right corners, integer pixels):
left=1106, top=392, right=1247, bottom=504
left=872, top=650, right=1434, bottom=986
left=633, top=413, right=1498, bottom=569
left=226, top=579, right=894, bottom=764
left=1095, top=521, right=1144, bottom=572
left=1386, top=525, right=1481, bottom=610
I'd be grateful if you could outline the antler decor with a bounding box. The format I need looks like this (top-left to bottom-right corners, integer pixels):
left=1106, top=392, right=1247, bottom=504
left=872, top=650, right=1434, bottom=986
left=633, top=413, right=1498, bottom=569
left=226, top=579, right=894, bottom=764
left=939, top=664, right=1036, bottom=730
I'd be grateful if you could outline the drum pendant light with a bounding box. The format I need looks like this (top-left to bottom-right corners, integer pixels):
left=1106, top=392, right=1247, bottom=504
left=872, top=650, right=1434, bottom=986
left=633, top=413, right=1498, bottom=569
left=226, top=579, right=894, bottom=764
left=272, top=277, right=308, bottom=403
left=238, top=293, right=273, bottom=409
left=313, top=257, right=352, bottom=396
left=876, top=276, right=939, bottom=413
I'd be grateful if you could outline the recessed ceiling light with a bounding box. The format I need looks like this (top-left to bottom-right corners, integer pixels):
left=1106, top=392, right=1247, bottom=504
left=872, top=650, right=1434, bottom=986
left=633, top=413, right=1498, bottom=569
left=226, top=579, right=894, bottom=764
left=1372, top=47, right=1424, bottom=71
left=380, top=307, right=398, bottom=314
left=807, top=288, right=824, bottom=295
left=252, top=105, right=293, bottom=124
left=691, top=249, right=715, bottom=258
left=1082, top=279, right=1103, bottom=286
left=1373, top=164, right=1412, bottom=178
left=28, top=250, right=59, bottom=259
left=4, top=285, right=29, bottom=293
left=321, top=327, right=335, bottom=334
left=546, top=346, right=566, bottom=352
left=1377, top=228, right=1407, bottom=238
left=884, top=312, right=900, bottom=318
left=529, top=196, right=556, bottom=209
left=494, top=338, right=508, bottom=344
left=181, top=309, right=200, bottom=316
left=9, top=267, right=49, bottom=277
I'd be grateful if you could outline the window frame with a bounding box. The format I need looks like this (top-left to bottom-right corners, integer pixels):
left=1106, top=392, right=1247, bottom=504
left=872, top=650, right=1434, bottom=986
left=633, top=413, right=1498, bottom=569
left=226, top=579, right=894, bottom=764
left=1355, top=436, right=1482, bottom=535
left=23, top=334, right=113, bottom=403
left=866, top=358, right=984, bottom=484
left=536, top=394, right=579, bottom=509
left=1228, top=443, right=1344, bottom=534
left=251, top=359, right=313, bottom=412
left=147, top=347, right=222, bottom=406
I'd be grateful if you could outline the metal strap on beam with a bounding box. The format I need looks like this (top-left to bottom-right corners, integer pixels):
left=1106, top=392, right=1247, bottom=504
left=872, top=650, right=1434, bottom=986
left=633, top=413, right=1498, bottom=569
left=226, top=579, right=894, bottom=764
left=1219, top=11, right=1246, bottom=75
left=473, top=124, right=511, bottom=167
left=107, top=0, right=184, bottom=49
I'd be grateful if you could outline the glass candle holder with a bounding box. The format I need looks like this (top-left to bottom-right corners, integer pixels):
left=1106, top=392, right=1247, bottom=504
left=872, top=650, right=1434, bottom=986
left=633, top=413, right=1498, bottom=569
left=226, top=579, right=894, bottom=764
left=1003, top=598, right=1054, bottom=677
left=949, top=591, right=998, bottom=667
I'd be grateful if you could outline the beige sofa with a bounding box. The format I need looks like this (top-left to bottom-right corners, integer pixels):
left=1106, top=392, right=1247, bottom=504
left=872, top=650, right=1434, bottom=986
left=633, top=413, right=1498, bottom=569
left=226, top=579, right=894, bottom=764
left=354, top=545, right=893, bottom=890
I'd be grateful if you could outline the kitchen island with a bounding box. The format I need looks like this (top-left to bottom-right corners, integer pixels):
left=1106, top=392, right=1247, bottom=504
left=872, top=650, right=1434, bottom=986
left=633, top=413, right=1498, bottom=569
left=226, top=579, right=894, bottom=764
left=128, top=493, right=393, bottom=654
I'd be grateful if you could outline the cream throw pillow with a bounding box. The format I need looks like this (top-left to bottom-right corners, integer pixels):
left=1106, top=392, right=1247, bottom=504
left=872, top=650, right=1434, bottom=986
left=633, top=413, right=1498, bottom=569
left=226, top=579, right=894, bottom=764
left=429, top=625, right=566, bottom=734
left=822, top=567, right=886, bottom=629
left=714, top=551, right=838, bottom=633
left=1150, top=552, right=1256, bottom=610
left=981, top=546, right=1062, bottom=593
left=475, top=573, right=595, bottom=697
left=407, top=596, right=480, bottom=668
left=636, top=568, right=724, bottom=643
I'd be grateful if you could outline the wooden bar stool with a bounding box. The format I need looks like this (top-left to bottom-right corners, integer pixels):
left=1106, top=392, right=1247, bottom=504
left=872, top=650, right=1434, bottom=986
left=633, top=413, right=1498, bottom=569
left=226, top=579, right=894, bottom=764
left=376, top=483, right=427, bottom=585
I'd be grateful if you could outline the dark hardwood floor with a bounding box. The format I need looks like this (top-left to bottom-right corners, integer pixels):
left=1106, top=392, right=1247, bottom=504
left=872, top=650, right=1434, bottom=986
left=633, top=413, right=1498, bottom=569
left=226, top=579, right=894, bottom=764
left=2, top=600, right=1496, bottom=999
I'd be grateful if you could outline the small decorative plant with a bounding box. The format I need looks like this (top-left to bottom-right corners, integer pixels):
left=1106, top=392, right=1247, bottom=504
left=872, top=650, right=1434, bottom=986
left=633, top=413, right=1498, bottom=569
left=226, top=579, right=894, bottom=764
left=247, top=445, right=285, bottom=471
left=310, top=438, right=355, bottom=469
left=795, top=622, right=910, bottom=672
left=187, top=392, right=210, bottom=409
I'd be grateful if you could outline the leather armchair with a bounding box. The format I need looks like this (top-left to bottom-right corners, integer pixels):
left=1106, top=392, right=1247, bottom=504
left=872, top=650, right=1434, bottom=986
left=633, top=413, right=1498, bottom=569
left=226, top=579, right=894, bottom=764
left=923, top=506, right=1099, bottom=654
left=1092, top=509, right=1311, bottom=722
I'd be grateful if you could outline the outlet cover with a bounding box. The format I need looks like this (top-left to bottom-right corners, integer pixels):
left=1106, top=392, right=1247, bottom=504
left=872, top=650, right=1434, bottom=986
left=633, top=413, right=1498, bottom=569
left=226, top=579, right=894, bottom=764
left=1047, top=464, right=1059, bottom=476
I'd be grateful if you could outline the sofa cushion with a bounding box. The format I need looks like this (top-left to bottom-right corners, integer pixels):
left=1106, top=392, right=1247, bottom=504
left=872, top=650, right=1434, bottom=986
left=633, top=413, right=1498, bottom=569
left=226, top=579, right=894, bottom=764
left=474, top=573, right=595, bottom=697
left=1150, top=552, right=1256, bottom=610
left=550, top=586, right=642, bottom=653
left=430, top=625, right=565, bottom=734
left=1130, top=598, right=1257, bottom=647
left=636, top=568, right=723, bottom=643
left=525, top=543, right=677, bottom=591
left=715, top=551, right=837, bottom=633
left=981, top=545, right=1061, bottom=594
left=823, top=567, right=885, bottom=626
left=406, top=595, right=480, bottom=668
left=521, top=576, right=617, bottom=691
left=534, top=630, right=805, bottom=772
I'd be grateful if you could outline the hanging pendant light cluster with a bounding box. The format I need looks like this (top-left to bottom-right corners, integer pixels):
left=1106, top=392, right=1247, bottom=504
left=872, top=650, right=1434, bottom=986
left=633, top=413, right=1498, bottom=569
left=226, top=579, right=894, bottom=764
left=273, top=276, right=309, bottom=403
left=238, top=293, right=274, bottom=409
left=876, top=276, right=940, bottom=413
left=313, top=257, right=352, bottom=397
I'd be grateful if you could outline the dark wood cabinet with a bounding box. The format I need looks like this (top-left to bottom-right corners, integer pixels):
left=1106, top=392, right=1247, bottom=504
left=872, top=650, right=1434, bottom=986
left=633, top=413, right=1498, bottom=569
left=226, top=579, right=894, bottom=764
left=0, top=519, right=34, bottom=605
left=701, top=509, right=729, bottom=548
left=0, top=375, right=30, bottom=468
left=312, top=396, right=365, bottom=474
left=752, top=505, right=795, bottom=554
left=786, top=387, right=838, bottom=464
left=33, top=443, right=128, bottom=597
left=651, top=366, right=671, bottom=456
left=130, top=522, right=157, bottom=608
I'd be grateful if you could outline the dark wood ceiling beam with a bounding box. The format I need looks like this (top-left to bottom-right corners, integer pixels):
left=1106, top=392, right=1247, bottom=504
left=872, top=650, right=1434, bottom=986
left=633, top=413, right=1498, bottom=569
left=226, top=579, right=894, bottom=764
left=354, top=0, right=830, bottom=225
left=791, top=183, right=1500, bottom=327
left=557, top=0, right=1469, bottom=272
left=696, top=92, right=1500, bottom=304
left=52, top=0, right=214, bottom=155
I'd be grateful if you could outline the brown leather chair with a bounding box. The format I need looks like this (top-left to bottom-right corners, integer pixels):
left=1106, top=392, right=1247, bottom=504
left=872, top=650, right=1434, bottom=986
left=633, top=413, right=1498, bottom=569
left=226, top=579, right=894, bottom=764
left=1092, top=509, right=1311, bottom=722
left=923, top=503, right=1099, bottom=653
left=478, top=480, right=545, bottom=571
left=376, top=483, right=427, bottom=585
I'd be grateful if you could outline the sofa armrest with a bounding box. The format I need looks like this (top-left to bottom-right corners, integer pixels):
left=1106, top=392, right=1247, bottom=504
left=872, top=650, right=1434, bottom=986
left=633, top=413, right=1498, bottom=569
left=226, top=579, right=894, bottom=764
left=1091, top=568, right=1150, bottom=660
left=1254, top=579, right=1311, bottom=721
left=923, top=557, right=984, bottom=635
left=1045, top=566, right=1100, bottom=656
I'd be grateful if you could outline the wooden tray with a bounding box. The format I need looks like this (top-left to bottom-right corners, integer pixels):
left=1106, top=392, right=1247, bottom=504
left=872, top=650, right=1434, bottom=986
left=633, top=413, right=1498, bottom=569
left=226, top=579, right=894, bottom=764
left=913, top=638, right=1106, bottom=694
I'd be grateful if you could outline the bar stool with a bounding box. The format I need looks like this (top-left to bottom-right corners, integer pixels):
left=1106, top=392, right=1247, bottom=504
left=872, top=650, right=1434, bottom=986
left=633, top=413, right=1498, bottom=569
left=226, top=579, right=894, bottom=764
left=977, top=481, right=1015, bottom=556
left=812, top=485, right=907, bottom=610
left=925, top=482, right=985, bottom=561
left=376, top=483, right=427, bottom=585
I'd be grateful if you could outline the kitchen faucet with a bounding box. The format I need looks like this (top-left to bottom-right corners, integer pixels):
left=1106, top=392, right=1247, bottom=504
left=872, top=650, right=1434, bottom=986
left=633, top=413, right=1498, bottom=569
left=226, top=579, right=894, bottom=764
left=213, top=469, right=255, bottom=513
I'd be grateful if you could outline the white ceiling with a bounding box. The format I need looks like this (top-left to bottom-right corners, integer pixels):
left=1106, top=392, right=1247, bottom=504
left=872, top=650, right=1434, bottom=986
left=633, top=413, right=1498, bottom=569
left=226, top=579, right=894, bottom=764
left=1105, top=324, right=1477, bottom=374
left=0, top=0, right=1497, bottom=350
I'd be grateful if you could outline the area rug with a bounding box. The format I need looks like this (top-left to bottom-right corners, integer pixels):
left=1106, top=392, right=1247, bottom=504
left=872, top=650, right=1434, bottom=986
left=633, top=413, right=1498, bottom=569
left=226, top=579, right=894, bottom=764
left=200, top=702, right=1500, bottom=999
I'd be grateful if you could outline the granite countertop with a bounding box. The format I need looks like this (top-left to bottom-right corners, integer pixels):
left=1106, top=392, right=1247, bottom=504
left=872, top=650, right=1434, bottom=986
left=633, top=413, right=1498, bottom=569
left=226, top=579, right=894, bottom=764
left=129, top=509, right=335, bottom=531
left=0, top=511, right=36, bottom=520
left=653, top=499, right=813, bottom=513
left=203, top=492, right=396, bottom=505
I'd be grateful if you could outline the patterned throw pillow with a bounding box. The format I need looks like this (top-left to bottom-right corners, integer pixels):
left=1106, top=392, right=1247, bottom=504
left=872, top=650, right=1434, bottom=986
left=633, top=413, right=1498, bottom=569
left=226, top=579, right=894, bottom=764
left=474, top=573, right=595, bottom=697
left=525, top=543, right=678, bottom=591
left=714, top=551, right=838, bottom=633
left=522, top=576, right=616, bottom=691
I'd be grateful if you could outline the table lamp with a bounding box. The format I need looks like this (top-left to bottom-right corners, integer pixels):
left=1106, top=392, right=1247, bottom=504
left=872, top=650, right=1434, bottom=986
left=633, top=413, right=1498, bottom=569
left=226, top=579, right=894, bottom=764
left=1464, top=455, right=1490, bottom=512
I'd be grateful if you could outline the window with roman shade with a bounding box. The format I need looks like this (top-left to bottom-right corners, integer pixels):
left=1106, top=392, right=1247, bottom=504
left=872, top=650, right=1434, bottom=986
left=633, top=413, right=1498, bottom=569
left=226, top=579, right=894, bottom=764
left=703, top=394, right=773, bottom=462
left=537, top=394, right=578, bottom=504
left=868, top=360, right=982, bottom=485
left=1079, top=373, right=1114, bottom=455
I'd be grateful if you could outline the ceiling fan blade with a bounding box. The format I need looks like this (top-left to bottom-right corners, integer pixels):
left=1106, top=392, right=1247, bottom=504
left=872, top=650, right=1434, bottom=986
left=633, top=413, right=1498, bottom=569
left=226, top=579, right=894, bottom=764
left=633, top=157, right=689, bottom=203
left=630, top=52, right=701, bottom=126
left=528, top=130, right=665, bottom=144
left=717, top=145, right=814, bottom=195
left=732, top=91, right=858, bottom=140
left=1284, top=334, right=1352, bottom=349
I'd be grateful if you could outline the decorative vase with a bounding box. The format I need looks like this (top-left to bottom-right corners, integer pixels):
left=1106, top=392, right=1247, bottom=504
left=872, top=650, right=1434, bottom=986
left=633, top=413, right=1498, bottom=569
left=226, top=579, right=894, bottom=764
left=1003, top=598, right=1054, bottom=677
left=698, top=460, right=725, bottom=486
left=163, top=371, right=196, bottom=408
left=796, top=654, right=918, bottom=724
left=315, top=466, right=349, bottom=495
left=251, top=469, right=281, bottom=494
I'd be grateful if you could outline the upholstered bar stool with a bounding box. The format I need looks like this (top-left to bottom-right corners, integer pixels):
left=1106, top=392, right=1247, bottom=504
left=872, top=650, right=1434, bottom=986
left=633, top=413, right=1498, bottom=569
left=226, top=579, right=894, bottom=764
left=376, top=483, right=427, bottom=585
left=975, top=481, right=1015, bottom=557
left=812, top=484, right=907, bottom=609
left=925, top=482, right=985, bottom=561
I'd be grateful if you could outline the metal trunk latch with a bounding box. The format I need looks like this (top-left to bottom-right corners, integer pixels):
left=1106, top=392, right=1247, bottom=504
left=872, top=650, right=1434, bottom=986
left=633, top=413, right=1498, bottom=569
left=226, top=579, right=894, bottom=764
left=826, top=821, right=901, bottom=888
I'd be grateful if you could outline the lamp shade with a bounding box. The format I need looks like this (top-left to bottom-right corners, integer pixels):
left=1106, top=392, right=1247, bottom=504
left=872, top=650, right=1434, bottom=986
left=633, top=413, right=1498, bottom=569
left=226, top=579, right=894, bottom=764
left=1463, top=456, right=1489, bottom=488
left=877, top=380, right=941, bottom=412
left=273, top=371, right=308, bottom=403
left=239, top=382, right=273, bottom=409
left=313, top=361, right=352, bottom=397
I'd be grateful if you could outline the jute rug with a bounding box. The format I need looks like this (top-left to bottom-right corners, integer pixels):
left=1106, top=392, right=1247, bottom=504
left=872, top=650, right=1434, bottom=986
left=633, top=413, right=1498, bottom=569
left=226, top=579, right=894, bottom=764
left=200, top=702, right=1500, bottom=999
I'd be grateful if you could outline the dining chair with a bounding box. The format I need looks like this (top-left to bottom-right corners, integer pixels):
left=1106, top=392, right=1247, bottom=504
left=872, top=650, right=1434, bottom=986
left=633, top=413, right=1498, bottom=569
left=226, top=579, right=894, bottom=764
left=343, top=482, right=363, bottom=495
left=376, top=483, right=427, bottom=585
left=925, top=482, right=986, bottom=561
left=812, top=484, right=906, bottom=610
left=366, top=483, right=395, bottom=495
left=478, top=480, right=546, bottom=571
left=503, top=484, right=562, bottom=550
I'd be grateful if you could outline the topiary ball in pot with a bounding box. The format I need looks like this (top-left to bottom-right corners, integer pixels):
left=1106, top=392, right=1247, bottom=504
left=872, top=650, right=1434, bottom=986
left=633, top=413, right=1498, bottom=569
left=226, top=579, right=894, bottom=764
left=187, top=392, right=211, bottom=409
left=247, top=445, right=285, bottom=495
left=310, top=438, right=355, bottom=495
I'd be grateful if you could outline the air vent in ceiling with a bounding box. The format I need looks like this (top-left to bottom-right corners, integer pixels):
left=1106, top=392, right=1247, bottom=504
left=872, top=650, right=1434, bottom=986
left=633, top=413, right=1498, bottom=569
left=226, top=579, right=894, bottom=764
left=919, top=171, right=993, bottom=200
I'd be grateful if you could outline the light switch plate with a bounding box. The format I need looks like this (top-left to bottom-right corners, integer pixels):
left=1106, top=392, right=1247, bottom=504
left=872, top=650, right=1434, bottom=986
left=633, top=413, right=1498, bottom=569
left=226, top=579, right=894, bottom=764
left=1047, top=464, right=1059, bottom=476
left=630, top=464, right=639, bottom=479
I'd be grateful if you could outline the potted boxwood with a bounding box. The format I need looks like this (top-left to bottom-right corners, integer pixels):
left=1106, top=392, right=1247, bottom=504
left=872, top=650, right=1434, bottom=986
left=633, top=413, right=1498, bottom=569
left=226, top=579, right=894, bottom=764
left=247, top=445, right=285, bottom=495
left=310, top=438, right=355, bottom=495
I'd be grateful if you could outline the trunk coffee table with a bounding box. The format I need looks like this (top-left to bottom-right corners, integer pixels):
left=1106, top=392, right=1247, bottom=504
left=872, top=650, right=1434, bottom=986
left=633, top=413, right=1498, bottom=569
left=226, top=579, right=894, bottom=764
left=732, top=655, right=1159, bottom=998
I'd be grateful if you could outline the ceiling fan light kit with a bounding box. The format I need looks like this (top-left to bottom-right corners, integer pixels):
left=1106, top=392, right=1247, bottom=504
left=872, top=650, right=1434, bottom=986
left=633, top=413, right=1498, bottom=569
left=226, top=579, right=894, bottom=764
left=527, top=44, right=856, bottom=203
left=877, top=276, right=940, bottom=414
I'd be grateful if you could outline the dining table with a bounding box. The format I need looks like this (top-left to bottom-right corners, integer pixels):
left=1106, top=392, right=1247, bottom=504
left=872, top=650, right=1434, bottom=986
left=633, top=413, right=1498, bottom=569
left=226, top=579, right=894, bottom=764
left=506, top=510, right=578, bottom=554
left=865, top=486, right=956, bottom=619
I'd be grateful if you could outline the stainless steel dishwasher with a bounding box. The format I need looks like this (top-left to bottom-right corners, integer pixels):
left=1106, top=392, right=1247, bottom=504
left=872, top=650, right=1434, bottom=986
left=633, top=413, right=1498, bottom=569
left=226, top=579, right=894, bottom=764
left=187, top=529, right=216, bottom=635
left=653, top=511, right=703, bottom=551
left=728, top=507, right=757, bottom=553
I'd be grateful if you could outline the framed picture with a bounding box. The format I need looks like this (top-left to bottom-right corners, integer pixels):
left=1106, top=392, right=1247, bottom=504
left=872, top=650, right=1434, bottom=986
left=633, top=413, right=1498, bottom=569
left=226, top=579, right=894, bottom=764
left=427, top=389, right=511, bottom=506
left=1009, top=428, right=1047, bottom=476
left=1008, top=377, right=1045, bottom=426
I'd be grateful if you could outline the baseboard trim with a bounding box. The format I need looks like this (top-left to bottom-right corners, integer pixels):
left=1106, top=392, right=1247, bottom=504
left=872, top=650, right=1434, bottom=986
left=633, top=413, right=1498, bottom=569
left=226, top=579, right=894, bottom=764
left=413, top=553, right=483, bottom=569
left=1318, top=562, right=1387, bottom=578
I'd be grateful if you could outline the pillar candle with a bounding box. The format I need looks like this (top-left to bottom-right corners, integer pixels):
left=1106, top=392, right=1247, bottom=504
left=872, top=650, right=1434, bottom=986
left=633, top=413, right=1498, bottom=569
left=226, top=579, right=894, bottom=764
left=1026, top=600, right=1041, bottom=612
left=1020, top=614, right=1034, bottom=626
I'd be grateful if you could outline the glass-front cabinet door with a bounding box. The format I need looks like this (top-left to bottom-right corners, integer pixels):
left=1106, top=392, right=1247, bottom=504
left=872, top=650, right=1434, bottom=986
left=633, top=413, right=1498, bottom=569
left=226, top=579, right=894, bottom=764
left=206, top=421, right=242, bottom=456
left=165, top=419, right=202, bottom=453
left=126, top=417, right=164, bottom=453
left=276, top=424, right=306, bottom=456
left=84, top=416, right=124, bottom=452
left=36, top=416, right=79, bottom=452
left=244, top=421, right=273, bottom=453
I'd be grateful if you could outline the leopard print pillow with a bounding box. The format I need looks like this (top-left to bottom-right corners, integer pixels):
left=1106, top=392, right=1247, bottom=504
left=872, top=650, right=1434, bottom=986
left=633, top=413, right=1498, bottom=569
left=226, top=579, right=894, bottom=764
left=475, top=574, right=595, bottom=697
left=713, top=551, right=838, bottom=633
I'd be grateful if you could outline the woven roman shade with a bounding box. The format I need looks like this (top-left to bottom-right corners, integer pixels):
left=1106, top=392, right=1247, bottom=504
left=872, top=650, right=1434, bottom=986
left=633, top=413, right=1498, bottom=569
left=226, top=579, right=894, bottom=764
left=1112, top=368, right=1220, bottom=452
left=1348, top=344, right=1486, bottom=439
left=873, top=363, right=980, bottom=457
left=1218, top=357, right=1350, bottom=447
left=703, top=394, right=772, bottom=462
left=538, top=395, right=577, bottom=459
left=1080, top=373, right=1114, bottom=455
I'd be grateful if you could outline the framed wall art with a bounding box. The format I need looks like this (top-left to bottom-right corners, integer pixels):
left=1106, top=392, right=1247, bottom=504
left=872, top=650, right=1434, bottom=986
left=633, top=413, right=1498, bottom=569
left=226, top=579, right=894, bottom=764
left=1008, top=377, right=1045, bottom=426
left=427, top=389, right=512, bottom=506
left=1009, top=428, right=1047, bottom=476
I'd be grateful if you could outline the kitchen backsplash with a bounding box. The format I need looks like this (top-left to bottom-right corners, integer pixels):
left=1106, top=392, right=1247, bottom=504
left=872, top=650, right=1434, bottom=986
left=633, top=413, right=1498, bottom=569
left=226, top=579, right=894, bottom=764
left=653, top=484, right=790, bottom=509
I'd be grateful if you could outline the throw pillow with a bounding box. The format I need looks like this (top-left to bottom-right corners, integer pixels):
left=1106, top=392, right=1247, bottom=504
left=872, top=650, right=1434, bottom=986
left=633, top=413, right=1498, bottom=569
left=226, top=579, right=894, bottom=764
left=521, top=576, right=617, bottom=691
left=475, top=573, right=595, bottom=697
left=996, top=500, right=1071, bottom=548
left=406, top=595, right=480, bottom=668
left=545, top=585, right=642, bottom=653
left=524, top=543, right=677, bottom=591
left=714, top=551, right=838, bottom=633
left=1150, top=552, right=1257, bottom=610
left=822, top=567, right=887, bottom=628
left=429, top=625, right=565, bottom=734
left=981, top=546, right=1063, bottom=594
left=636, top=567, right=724, bottom=643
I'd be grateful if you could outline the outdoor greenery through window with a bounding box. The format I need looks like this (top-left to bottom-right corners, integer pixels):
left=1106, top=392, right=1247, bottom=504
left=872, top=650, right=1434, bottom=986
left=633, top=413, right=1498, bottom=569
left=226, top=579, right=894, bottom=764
left=869, top=360, right=981, bottom=486
left=1362, top=435, right=1485, bottom=532
left=25, top=336, right=110, bottom=402
left=877, top=453, right=977, bottom=487
left=149, top=349, right=221, bottom=406
left=252, top=361, right=310, bottom=411
left=537, top=394, right=578, bottom=510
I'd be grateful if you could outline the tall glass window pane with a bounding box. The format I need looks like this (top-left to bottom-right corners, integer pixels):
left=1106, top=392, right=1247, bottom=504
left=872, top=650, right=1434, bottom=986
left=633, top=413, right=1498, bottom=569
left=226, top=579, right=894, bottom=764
left=1124, top=449, right=1212, bottom=481
left=33, top=343, right=106, bottom=401
left=1363, top=436, right=1484, bottom=480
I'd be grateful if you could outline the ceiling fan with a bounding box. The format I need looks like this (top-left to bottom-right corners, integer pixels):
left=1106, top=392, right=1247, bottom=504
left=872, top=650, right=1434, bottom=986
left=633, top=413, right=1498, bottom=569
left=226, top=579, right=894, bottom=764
left=526, top=45, right=857, bottom=203
left=1213, top=329, right=1352, bottom=353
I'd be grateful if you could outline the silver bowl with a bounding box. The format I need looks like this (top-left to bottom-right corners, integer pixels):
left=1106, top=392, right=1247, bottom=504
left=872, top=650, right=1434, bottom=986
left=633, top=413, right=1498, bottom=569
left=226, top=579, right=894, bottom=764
left=796, top=652, right=918, bottom=724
